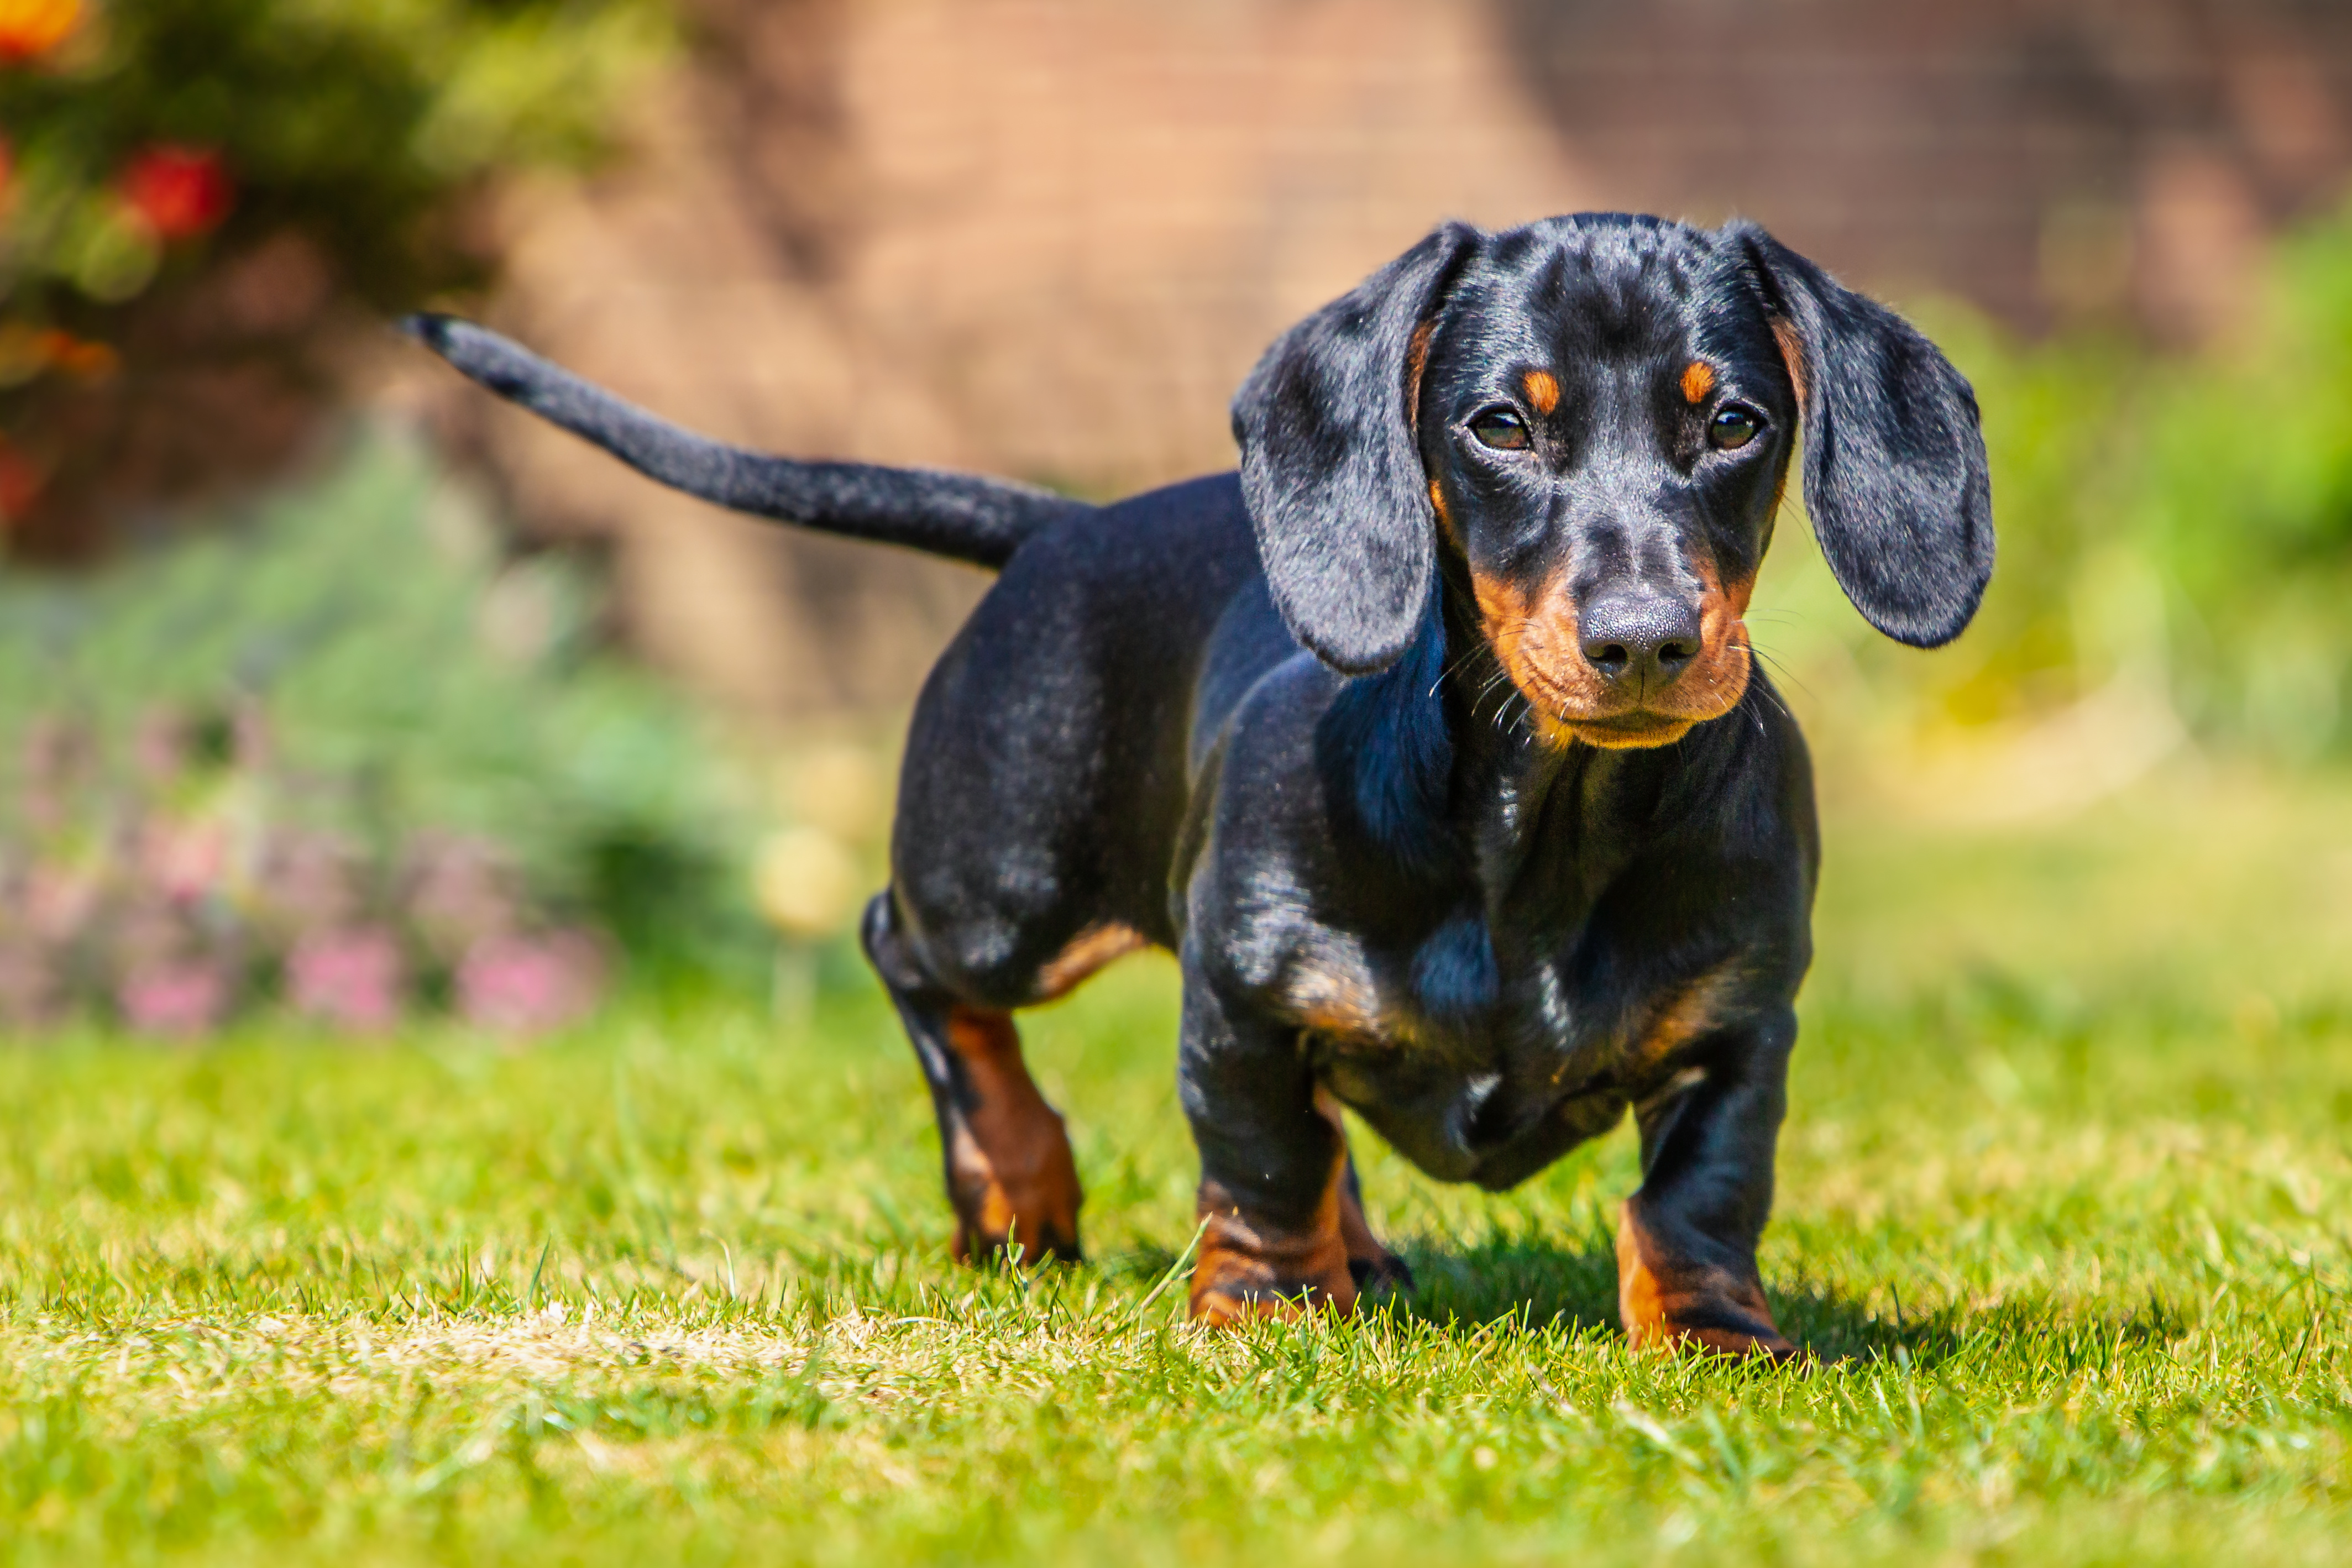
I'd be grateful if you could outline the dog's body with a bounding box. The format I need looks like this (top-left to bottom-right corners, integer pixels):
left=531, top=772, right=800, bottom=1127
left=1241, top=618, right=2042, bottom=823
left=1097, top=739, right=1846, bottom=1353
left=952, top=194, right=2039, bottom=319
left=411, top=212, right=1989, bottom=1356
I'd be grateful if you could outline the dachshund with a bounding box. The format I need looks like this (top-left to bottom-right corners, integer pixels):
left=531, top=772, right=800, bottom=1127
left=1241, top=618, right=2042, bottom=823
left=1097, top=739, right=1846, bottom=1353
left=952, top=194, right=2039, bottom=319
left=406, top=211, right=1992, bottom=1355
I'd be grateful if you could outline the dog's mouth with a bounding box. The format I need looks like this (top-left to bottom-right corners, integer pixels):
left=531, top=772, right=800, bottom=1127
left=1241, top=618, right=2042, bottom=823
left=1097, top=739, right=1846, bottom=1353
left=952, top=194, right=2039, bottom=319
left=1517, top=676, right=1703, bottom=749
left=1507, top=638, right=1751, bottom=751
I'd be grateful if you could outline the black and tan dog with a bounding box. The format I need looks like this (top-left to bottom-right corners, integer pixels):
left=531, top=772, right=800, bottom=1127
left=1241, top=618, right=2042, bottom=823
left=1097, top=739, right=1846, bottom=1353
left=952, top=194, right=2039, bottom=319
left=407, top=212, right=1990, bottom=1356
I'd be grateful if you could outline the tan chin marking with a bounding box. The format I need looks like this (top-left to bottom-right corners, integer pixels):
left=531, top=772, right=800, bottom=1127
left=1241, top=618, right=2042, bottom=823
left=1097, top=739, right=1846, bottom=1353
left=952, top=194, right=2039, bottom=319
left=1565, top=719, right=1697, bottom=751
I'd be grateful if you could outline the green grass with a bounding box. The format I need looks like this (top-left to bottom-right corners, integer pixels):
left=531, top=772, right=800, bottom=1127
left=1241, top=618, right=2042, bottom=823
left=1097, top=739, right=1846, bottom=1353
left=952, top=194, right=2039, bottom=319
left=4, top=763, right=2350, bottom=1566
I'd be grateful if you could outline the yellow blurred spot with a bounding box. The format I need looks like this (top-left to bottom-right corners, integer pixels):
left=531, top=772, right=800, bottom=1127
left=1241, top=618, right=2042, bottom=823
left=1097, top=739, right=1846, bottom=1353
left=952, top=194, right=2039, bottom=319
left=782, top=740, right=888, bottom=842
left=2232, top=991, right=2280, bottom=1043
left=0, top=0, right=80, bottom=62
left=755, top=826, right=863, bottom=939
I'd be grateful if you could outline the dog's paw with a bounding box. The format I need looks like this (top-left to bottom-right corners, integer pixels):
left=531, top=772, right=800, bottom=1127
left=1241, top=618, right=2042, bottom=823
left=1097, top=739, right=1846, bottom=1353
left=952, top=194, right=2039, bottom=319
left=1346, top=1251, right=1416, bottom=1297
left=1186, top=1207, right=1357, bottom=1325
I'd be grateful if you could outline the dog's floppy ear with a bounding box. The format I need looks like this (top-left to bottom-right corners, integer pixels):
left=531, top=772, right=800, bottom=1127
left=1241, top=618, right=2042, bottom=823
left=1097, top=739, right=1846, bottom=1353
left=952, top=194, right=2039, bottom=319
left=1732, top=224, right=1994, bottom=648
left=1232, top=223, right=1481, bottom=674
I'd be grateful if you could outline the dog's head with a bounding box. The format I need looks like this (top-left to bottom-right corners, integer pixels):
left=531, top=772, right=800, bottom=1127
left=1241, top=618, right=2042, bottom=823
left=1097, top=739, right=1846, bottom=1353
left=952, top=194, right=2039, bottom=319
left=1233, top=214, right=1993, bottom=748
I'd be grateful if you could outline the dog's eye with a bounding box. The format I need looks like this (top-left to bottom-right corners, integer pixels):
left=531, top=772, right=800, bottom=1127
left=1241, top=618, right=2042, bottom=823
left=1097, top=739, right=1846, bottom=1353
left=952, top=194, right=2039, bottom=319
left=1469, top=408, right=1531, bottom=451
left=1709, top=405, right=1763, bottom=451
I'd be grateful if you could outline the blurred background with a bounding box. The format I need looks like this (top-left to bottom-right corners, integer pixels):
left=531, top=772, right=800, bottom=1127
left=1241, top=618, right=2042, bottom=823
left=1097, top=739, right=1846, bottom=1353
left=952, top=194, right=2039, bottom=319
left=0, top=0, right=2348, bottom=1041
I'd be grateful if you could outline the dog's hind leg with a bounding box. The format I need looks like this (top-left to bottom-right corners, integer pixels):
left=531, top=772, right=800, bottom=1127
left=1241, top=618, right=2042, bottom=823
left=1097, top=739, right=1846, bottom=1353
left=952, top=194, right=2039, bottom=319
left=862, top=893, right=1083, bottom=1263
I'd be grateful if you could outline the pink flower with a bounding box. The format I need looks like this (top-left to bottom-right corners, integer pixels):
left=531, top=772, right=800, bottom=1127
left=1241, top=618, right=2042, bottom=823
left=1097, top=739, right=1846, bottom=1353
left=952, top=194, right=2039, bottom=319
left=252, top=829, right=363, bottom=935
left=18, top=715, right=93, bottom=834
left=25, top=860, right=99, bottom=946
left=139, top=817, right=228, bottom=903
left=109, top=896, right=240, bottom=1039
left=456, top=930, right=605, bottom=1034
left=404, top=834, right=520, bottom=961
left=285, top=926, right=406, bottom=1032
left=119, top=958, right=231, bottom=1038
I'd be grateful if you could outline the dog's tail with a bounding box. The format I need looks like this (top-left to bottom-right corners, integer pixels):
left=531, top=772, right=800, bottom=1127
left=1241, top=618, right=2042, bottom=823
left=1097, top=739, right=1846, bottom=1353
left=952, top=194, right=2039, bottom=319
left=399, top=314, right=1088, bottom=569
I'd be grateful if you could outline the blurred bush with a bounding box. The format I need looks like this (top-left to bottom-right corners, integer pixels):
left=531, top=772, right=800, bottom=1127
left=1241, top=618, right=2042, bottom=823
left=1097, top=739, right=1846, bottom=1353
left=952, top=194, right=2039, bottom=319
left=0, top=427, right=768, bottom=1035
left=1766, top=197, right=2352, bottom=799
left=0, top=0, right=671, bottom=553
left=0, top=0, right=668, bottom=309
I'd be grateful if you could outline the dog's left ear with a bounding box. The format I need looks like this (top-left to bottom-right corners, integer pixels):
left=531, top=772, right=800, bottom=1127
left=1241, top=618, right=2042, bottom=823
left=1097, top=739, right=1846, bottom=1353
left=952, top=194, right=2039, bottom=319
left=1732, top=224, right=1994, bottom=648
left=1232, top=222, right=1481, bottom=674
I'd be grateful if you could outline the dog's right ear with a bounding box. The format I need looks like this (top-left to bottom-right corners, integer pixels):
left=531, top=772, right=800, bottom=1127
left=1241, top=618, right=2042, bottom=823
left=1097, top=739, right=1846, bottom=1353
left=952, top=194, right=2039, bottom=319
left=1232, top=223, right=1481, bottom=674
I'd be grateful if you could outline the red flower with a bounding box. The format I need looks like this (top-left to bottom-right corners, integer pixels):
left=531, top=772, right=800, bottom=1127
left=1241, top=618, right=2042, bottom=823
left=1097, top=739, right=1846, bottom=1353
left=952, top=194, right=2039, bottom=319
left=119, top=145, right=233, bottom=242
left=0, top=433, right=41, bottom=522
left=0, top=0, right=80, bottom=65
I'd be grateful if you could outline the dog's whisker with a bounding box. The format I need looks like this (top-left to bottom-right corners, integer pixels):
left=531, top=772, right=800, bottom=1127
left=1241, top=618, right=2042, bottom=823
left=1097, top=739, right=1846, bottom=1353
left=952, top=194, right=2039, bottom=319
left=1746, top=643, right=1816, bottom=709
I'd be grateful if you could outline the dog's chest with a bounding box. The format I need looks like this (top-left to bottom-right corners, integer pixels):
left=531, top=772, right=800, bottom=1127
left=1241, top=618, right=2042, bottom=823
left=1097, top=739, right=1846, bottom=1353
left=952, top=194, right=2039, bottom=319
left=1284, top=916, right=1666, bottom=1182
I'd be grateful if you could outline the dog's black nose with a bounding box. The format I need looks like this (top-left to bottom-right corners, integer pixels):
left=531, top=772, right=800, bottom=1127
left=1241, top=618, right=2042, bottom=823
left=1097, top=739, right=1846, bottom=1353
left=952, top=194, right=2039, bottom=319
left=1579, top=595, right=1704, bottom=688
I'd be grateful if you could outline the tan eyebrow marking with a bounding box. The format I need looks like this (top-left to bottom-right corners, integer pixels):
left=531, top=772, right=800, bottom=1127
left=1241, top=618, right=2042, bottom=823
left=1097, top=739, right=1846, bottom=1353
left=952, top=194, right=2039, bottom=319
left=1522, top=369, right=1560, bottom=415
left=1680, top=361, right=1716, bottom=404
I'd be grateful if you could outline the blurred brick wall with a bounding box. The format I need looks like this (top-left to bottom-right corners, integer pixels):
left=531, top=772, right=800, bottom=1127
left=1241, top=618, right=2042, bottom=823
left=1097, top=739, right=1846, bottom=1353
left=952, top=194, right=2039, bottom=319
left=1505, top=0, right=2352, bottom=342
left=415, top=0, right=2352, bottom=718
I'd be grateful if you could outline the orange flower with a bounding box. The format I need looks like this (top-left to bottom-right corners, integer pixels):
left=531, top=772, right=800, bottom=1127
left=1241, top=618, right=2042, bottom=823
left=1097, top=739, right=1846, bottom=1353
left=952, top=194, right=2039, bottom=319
left=35, top=328, right=117, bottom=380
left=0, top=0, right=79, bottom=65
left=119, top=145, right=232, bottom=242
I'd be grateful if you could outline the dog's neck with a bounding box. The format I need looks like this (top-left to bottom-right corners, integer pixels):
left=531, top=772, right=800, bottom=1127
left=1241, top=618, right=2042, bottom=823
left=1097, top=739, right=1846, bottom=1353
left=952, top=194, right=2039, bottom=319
left=1433, top=575, right=1591, bottom=905
left=1319, top=562, right=1749, bottom=923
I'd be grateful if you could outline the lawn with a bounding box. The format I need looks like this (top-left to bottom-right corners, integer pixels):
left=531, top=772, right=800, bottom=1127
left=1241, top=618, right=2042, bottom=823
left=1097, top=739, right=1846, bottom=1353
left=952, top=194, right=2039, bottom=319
left=3, top=761, right=2349, bottom=1566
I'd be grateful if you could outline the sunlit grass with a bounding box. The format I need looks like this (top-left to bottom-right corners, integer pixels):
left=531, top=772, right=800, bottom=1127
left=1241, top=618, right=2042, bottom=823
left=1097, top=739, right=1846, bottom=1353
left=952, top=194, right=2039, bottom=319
left=3, top=764, right=2349, bottom=1565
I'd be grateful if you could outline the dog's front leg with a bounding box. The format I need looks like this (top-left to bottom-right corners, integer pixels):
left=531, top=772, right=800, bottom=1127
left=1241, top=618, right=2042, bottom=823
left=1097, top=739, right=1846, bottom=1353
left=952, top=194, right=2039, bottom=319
left=1177, top=960, right=1357, bottom=1324
left=1617, top=1011, right=1800, bottom=1359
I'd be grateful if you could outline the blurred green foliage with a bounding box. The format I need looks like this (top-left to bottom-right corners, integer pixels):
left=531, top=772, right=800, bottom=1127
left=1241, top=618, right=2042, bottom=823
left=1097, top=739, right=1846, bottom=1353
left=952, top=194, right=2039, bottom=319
left=0, top=429, right=769, bottom=990
left=0, top=0, right=672, bottom=322
left=1769, top=200, right=2352, bottom=762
